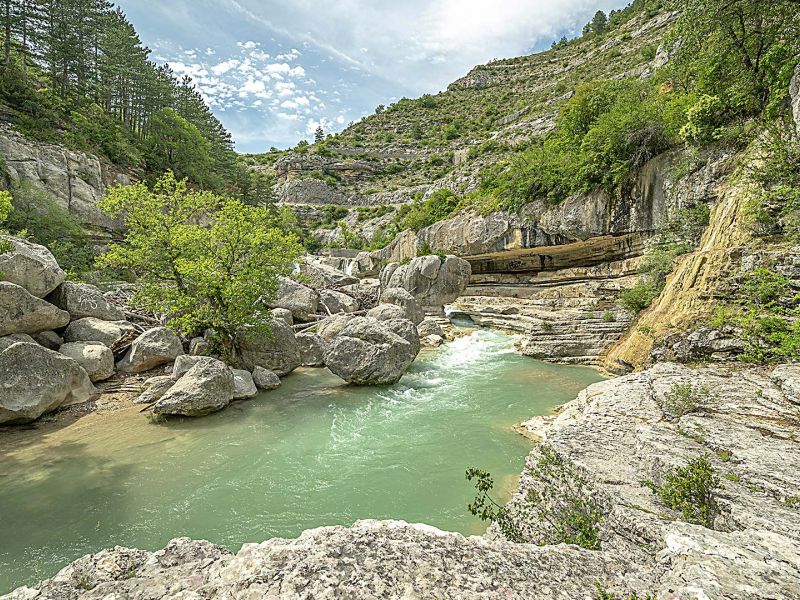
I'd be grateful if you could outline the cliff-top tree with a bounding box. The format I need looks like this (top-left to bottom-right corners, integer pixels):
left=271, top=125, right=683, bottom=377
left=97, top=172, right=303, bottom=355
left=314, top=125, right=325, bottom=144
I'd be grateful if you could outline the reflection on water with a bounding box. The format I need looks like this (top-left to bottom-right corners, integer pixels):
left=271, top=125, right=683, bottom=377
left=0, top=328, right=603, bottom=592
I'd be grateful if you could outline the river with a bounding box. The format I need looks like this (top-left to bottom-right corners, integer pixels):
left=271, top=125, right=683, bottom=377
left=0, top=328, right=603, bottom=592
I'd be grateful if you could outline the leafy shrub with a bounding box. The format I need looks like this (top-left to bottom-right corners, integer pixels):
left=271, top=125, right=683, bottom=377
left=680, top=95, right=725, bottom=146
left=661, top=383, right=708, bottom=418
left=603, top=310, right=616, bottom=323
left=618, top=281, right=660, bottom=314
left=395, top=188, right=460, bottom=232
left=467, top=445, right=604, bottom=549
left=97, top=172, right=302, bottom=354
left=642, top=455, right=721, bottom=527
left=594, top=584, right=656, bottom=600
left=4, top=182, right=94, bottom=275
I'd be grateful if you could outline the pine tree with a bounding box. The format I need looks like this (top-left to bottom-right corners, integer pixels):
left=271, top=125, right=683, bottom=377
left=314, top=125, right=324, bottom=143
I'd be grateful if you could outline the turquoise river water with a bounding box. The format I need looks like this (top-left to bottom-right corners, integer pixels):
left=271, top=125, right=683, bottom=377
left=0, top=328, right=603, bottom=593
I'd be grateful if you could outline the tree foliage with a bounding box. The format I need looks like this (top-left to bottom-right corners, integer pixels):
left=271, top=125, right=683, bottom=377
left=97, top=172, right=303, bottom=351
left=0, top=1, right=243, bottom=190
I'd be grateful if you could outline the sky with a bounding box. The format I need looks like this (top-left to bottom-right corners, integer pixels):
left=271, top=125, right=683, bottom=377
left=118, top=0, right=632, bottom=153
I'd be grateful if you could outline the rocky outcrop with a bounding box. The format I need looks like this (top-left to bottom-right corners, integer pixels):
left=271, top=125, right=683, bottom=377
left=135, top=376, right=175, bottom=405
left=58, top=341, right=115, bottom=382
left=268, top=277, right=319, bottom=322
left=0, top=125, right=129, bottom=236
left=324, top=316, right=419, bottom=385
left=236, top=319, right=301, bottom=376
left=511, top=362, right=800, bottom=599
left=381, top=255, right=471, bottom=310
left=153, top=358, right=235, bottom=417
left=47, top=282, right=124, bottom=321
left=116, top=327, right=184, bottom=374
left=0, top=235, right=65, bottom=297
left=300, top=258, right=359, bottom=290
left=0, top=340, right=95, bottom=424
left=452, top=259, right=638, bottom=364
left=0, top=281, right=70, bottom=336
left=2, top=521, right=639, bottom=600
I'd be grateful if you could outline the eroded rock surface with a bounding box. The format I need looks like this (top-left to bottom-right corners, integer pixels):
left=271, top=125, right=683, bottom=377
left=117, top=327, right=183, bottom=374
left=0, top=235, right=65, bottom=298
left=47, top=282, right=124, bottom=321
left=512, top=362, right=800, bottom=599
left=0, top=282, right=70, bottom=337
left=324, top=316, right=419, bottom=385
left=0, top=340, right=95, bottom=424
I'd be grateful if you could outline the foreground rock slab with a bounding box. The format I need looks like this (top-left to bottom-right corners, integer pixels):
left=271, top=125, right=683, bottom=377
left=2, top=521, right=640, bottom=600
left=512, top=362, right=800, bottom=599
left=0, top=340, right=95, bottom=424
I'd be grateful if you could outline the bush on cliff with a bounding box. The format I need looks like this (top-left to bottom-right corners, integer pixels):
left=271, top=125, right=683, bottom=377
left=643, top=454, right=721, bottom=528
left=97, top=172, right=303, bottom=356
left=467, top=445, right=604, bottom=549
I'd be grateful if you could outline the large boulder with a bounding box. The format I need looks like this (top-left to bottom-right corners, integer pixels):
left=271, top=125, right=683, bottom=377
left=319, top=289, right=360, bottom=315
left=135, top=376, right=175, bottom=405
left=64, top=317, right=137, bottom=348
left=379, top=288, right=424, bottom=324
left=32, top=330, right=64, bottom=350
left=0, top=340, right=95, bottom=424
left=152, top=358, right=234, bottom=417
left=236, top=319, right=301, bottom=376
left=172, top=355, right=210, bottom=379
left=366, top=303, right=407, bottom=322
left=324, top=316, right=420, bottom=385
left=0, top=235, right=65, bottom=298
left=117, top=327, right=184, bottom=374
left=58, top=342, right=115, bottom=382
left=46, top=281, right=125, bottom=321
left=380, top=255, right=471, bottom=309
left=296, top=332, right=326, bottom=367
left=300, top=259, right=359, bottom=290
left=271, top=308, right=294, bottom=326
left=267, top=277, right=319, bottom=322
left=0, top=281, right=70, bottom=336
left=316, top=313, right=356, bottom=342
left=232, top=369, right=258, bottom=400
left=252, top=366, right=281, bottom=390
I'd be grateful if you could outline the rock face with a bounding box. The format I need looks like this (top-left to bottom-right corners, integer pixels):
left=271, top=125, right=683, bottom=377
left=295, top=331, right=326, bottom=367
left=379, top=287, right=424, bottom=324
left=58, top=342, right=115, bottom=382
left=0, top=282, right=70, bottom=336
left=63, top=317, right=136, bottom=348
left=153, top=358, right=235, bottom=417
left=381, top=255, right=471, bottom=309
left=47, top=282, right=124, bottom=321
left=324, top=316, right=420, bottom=385
left=0, top=340, right=95, bottom=424
left=135, top=376, right=175, bottom=405
left=117, top=327, right=184, bottom=374
left=301, top=258, right=359, bottom=290
left=0, top=125, right=129, bottom=235
left=0, top=235, right=65, bottom=297
left=236, top=319, right=301, bottom=376
left=268, top=277, right=319, bottom=322
left=511, top=362, right=800, bottom=599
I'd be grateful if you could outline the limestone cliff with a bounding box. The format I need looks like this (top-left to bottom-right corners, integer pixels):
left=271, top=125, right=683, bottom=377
left=0, top=125, right=131, bottom=238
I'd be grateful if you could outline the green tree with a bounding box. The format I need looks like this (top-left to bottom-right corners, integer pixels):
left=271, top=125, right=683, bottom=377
left=143, top=108, right=214, bottom=185
left=590, top=10, right=608, bottom=35
left=314, top=125, right=324, bottom=144
left=0, top=189, right=11, bottom=222
left=97, top=172, right=303, bottom=354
